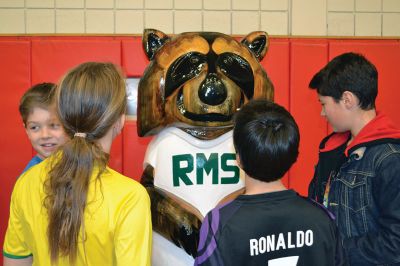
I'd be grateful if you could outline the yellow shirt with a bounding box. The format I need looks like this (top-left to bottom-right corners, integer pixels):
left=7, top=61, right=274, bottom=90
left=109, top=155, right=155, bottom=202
left=3, top=159, right=152, bottom=266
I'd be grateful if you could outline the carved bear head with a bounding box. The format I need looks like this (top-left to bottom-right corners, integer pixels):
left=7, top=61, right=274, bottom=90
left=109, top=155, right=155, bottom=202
left=137, top=29, right=274, bottom=139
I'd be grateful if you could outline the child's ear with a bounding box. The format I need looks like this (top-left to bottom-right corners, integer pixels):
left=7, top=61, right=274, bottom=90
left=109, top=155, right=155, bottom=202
left=112, top=114, right=126, bottom=139
left=342, top=91, right=358, bottom=109
left=236, top=153, right=243, bottom=168
left=119, top=114, right=126, bottom=130
left=23, top=123, right=29, bottom=134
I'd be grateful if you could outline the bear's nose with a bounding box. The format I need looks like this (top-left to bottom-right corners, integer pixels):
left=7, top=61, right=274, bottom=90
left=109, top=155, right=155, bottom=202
left=198, top=74, right=227, bottom=106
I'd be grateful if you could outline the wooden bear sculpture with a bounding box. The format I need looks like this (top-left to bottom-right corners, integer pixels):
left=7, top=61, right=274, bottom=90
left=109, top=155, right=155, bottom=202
left=137, top=29, right=274, bottom=265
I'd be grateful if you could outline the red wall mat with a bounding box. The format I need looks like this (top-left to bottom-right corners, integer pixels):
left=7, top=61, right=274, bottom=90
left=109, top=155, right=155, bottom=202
left=262, top=38, right=290, bottom=109
left=122, top=120, right=153, bottom=181
left=288, top=40, right=330, bottom=196
left=31, top=39, right=121, bottom=84
left=0, top=41, right=31, bottom=254
left=121, top=38, right=149, bottom=77
left=120, top=37, right=149, bottom=179
left=329, top=40, right=400, bottom=128
left=2, top=37, right=400, bottom=260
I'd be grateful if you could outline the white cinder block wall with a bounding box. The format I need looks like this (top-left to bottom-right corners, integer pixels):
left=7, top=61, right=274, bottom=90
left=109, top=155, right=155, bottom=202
left=0, top=0, right=399, bottom=36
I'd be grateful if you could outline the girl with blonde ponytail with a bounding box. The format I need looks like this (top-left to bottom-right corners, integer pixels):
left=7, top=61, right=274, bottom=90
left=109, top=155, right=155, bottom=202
left=3, top=62, right=152, bottom=266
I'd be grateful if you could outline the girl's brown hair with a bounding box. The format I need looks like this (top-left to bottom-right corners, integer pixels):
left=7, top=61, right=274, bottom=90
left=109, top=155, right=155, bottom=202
left=44, top=62, right=127, bottom=263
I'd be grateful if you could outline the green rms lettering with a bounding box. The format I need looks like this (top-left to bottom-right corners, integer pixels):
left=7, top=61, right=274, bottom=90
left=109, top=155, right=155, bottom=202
left=172, top=153, right=240, bottom=187
left=221, top=153, right=240, bottom=184
left=172, top=154, right=194, bottom=186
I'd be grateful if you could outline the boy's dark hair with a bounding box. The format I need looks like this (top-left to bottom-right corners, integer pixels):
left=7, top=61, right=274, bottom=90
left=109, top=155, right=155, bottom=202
left=19, top=83, right=56, bottom=124
left=233, top=99, right=299, bottom=182
left=309, top=52, right=378, bottom=110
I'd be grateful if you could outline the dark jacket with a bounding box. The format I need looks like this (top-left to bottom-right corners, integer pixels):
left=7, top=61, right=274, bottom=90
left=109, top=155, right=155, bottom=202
left=309, top=113, right=400, bottom=265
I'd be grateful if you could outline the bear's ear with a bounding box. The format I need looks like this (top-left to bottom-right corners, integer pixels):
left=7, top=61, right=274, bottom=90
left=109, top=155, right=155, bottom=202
left=241, top=31, right=269, bottom=61
left=142, top=29, right=171, bottom=60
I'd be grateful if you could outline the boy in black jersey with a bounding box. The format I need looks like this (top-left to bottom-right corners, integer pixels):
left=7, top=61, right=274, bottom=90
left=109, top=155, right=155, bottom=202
left=195, top=99, right=346, bottom=266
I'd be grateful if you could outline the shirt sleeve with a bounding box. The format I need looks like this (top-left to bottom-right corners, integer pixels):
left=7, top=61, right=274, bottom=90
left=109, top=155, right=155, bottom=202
left=194, top=211, right=224, bottom=266
left=3, top=179, right=32, bottom=259
left=114, top=184, right=152, bottom=266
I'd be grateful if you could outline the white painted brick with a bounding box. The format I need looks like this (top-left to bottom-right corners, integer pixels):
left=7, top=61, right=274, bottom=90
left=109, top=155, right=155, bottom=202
left=328, top=12, right=354, bottom=36
left=56, top=9, right=84, bottom=33
left=26, top=9, right=55, bottom=33
left=355, top=13, right=381, bottom=36
left=86, top=10, right=114, bottom=33
left=0, top=9, right=25, bottom=33
left=383, top=13, right=400, bottom=36
left=174, top=10, right=202, bottom=33
left=261, top=11, right=288, bottom=35
left=203, top=11, right=231, bottom=33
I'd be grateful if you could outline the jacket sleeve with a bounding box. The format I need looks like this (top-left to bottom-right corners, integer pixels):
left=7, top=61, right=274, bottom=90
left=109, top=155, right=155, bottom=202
left=343, top=152, right=400, bottom=264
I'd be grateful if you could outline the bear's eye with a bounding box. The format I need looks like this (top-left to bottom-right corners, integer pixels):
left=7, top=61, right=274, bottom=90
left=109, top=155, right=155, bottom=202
left=170, top=52, right=206, bottom=82
left=217, top=53, right=254, bottom=99
left=165, top=52, right=206, bottom=98
left=217, top=53, right=252, bottom=80
left=190, top=55, right=200, bottom=64
left=223, top=57, right=233, bottom=65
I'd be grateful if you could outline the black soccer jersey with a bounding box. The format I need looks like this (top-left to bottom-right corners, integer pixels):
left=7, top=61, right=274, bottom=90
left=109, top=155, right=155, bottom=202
left=195, top=189, right=346, bottom=266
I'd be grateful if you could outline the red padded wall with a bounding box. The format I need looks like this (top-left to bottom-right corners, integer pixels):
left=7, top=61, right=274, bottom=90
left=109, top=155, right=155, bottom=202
left=121, top=38, right=154, bottom=180
left=262, top=39, right=290, bottom=109
left=1, top=37, right=400, bottom=264
left=0, top=41, right=31, bottom=254
left=121, top=38, right=149, bottom=77
left=31, top=38, right=121, bottom=83
left=288, top=40, right=329, bottom=195
left=122, top=121, right=153, bottom=181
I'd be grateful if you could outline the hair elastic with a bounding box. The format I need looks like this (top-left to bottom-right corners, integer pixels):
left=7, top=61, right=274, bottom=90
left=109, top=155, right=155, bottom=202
left=74, top=132, right=87, bottom=138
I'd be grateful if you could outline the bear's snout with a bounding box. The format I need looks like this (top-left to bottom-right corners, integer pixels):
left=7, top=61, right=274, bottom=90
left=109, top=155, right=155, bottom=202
left=198, top=73, right=227, bottom=106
